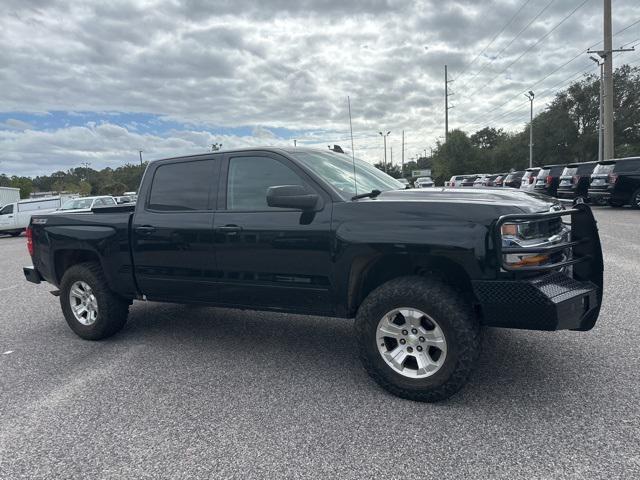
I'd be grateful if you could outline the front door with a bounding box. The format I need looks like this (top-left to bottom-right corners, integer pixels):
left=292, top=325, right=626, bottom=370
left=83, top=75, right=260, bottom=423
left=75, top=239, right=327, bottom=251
left=132, top=156, right=221, bottom=302
left=0, top=204, right=15, bottom=230
left=213, top=152, right=334, bottom=315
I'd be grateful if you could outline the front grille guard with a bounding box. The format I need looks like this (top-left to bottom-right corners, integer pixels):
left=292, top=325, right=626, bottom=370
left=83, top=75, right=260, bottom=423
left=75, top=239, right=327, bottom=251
left=493, top=204, right=604, bottom=288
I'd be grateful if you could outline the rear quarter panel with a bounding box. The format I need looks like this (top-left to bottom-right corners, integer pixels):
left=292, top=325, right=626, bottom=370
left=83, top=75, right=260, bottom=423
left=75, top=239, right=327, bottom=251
left=31, top=211, right=136, bottom=297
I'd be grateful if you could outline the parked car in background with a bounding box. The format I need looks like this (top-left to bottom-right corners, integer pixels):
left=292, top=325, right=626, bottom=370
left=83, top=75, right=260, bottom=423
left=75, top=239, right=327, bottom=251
left=485, top=173, right=506, bottom=187
left=557, top=161, right=597, bottom=203
left=520, top=168, right=540, bottom=192
left=534, top=164, right=565, bottom=197
left=124, top=191, right=138, bottom=202
left=415, top=176, right=434, bottom=188
left=503, top=171, right=524, bottom=188
left=473, top=174, right=491, bottom=187
left=114, top=196, right=134, bottom=204
left=55, top=196, right=117, bottom=213
left=448, top=175, right=467, bottom=187
left=588, top=157, right=640, bottom=208
left=460, top=175, right=480, bottom=187
left=397, top=178, right=411, bottom=189
left=0, top=197, right=62, bottom=236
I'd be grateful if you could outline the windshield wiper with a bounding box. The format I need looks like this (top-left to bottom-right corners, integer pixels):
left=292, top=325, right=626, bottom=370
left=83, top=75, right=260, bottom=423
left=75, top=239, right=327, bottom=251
left=351, top=189, right=381, bottom=200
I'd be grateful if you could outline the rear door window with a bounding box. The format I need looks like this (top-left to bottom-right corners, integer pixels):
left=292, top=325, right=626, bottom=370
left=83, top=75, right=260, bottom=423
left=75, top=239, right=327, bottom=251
left=576, top=163, right=596, bottom=175
left=592, top=163, right=615, bottom=175
left=613, top=159, right=640, bottom=173
left=562, top=167, right=577, bottom=177
left=148, top=159, right=218, bottom=211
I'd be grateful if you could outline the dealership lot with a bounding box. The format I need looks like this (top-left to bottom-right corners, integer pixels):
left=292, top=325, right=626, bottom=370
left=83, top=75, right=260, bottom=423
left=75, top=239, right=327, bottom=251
left=1, top=207, right=639, bottom=479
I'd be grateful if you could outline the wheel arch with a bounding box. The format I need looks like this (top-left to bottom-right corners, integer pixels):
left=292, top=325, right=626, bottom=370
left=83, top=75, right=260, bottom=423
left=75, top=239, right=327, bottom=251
left=348, top=253, right=476, bottom=316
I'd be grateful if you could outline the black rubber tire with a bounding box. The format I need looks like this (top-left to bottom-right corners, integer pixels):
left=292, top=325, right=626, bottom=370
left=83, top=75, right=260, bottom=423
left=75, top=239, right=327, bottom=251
left=59, top=262, right=129, bottom=340
left=355, top=276, right=481, bottom=402
left=631, top=189, right=640, bottom=210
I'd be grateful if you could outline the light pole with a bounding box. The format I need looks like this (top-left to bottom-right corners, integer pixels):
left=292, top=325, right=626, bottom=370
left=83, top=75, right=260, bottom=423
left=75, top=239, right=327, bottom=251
left=524, top=91, right=534, bottom=168
left=590, top=56, right=604, bottom=162
left=138, top=150, right=143, bottom=167
left=379, top=131, right=390, bottom=172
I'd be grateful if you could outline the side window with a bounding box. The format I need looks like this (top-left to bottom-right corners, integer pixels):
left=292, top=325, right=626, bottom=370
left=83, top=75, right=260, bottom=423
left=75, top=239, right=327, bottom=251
left=148, top=159, right=217, bottom=211
left=227, top=156, right=306, bottom=210
left=0, top=204, right=13, bottom=215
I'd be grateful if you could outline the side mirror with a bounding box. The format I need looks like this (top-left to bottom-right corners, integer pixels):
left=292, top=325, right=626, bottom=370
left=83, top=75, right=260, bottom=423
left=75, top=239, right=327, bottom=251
left=266, top=185, right=319, bottom=210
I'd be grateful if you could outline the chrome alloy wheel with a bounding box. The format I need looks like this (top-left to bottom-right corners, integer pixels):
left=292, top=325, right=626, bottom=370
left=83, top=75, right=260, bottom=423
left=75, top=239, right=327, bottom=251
left=69, top=281, right=99, bottom=326
left=376, top=308, right=447, bottom=379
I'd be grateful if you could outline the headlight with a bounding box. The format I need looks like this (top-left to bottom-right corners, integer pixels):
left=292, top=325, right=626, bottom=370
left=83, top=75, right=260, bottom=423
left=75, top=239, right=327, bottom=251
left=501, top=218, right=568, bottom=268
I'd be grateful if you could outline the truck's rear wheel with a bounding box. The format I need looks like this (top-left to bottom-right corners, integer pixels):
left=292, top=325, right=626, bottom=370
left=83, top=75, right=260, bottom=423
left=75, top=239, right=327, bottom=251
left=59, top=262, right=129, bottom=340
left=631, top=189, right=640, bottom=209
left=355, top=276, right=481, bottom=402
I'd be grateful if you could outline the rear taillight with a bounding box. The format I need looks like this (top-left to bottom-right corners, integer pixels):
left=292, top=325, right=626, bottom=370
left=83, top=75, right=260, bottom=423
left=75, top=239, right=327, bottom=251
left=609, top=173, right=618, bottom=184
left=529, top=176, right=535, bottom=184
left=572, top=175, right=580, bottom=184
left=546, top=175, right=553, bottom=185
left=26, top=226, right=34, bottom=256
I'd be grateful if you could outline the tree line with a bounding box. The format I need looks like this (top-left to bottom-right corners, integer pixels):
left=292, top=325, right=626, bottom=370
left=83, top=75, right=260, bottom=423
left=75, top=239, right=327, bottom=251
left=387, top=64, right=640, bottom=185
left=0, top=163, right=146, bottom=199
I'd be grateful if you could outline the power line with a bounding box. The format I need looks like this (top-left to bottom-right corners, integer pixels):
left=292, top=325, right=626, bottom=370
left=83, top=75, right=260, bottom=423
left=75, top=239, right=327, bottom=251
left=457, top=0, right=557, bottom=92
left=454, top=0, right=532, bottom=82
left=459, top=17, right=640, bottom=131
left=466, top=0, right=591, bottom=99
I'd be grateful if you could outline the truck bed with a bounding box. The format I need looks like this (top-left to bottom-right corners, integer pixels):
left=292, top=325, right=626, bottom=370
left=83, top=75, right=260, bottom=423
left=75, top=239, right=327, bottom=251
left=29, top=206, right=138, bottom=297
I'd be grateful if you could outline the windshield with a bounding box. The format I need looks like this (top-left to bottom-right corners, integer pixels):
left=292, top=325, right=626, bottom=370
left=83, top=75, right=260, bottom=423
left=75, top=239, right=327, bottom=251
left=60, top=198, right=94, bottom=210
left=562, top=167, right=577, bottom=177
left=592, top=163, right=615, bottom=175
left=290, top=151, right=403, bottom=197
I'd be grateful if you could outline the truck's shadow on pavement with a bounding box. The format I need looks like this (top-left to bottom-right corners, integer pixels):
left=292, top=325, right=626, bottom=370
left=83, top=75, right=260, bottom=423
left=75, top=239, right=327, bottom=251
left=119, top=301, right=596, bottom=406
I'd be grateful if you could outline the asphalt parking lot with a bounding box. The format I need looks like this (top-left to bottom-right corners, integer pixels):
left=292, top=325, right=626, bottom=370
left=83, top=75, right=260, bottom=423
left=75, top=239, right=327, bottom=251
left=1, top=207, right=639, bottom=479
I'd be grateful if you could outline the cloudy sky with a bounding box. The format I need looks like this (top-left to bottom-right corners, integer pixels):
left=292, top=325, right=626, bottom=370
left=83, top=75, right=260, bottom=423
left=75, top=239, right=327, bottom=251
left=1, top=0, right=639, bottom=176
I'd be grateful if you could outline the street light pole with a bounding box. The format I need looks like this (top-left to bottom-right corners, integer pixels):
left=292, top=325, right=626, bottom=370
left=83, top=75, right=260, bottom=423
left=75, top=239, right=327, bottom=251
left=379, top=131, right=390, bottom=172
left=524, top=91, right=534, bottom=168
left=138, top=150, right=143, bottom=167
left=590, top=56, right=604, bottom=161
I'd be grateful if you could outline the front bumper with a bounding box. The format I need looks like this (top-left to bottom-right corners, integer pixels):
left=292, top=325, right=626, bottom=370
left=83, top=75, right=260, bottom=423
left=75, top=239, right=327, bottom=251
left=473, top=273, right=600, bottom=331
left=477, top=203, right=603, bottom=331
left=23, top=265, right=42, bottom=284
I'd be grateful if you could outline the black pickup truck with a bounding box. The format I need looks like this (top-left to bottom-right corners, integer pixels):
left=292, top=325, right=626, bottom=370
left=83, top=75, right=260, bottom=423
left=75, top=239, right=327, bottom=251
left=23, top=148, right=604, bottom=402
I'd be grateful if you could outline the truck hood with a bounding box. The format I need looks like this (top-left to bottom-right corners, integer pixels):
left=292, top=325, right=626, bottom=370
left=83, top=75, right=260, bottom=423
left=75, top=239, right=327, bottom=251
left=371, top=187, right=560, bottom=214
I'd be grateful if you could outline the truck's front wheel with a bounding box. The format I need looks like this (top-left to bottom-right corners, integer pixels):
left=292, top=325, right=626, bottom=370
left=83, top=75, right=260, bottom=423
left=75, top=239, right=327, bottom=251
left=355, top=276, right=481, bottom=402
left=60, top=262, right=129, bottom=340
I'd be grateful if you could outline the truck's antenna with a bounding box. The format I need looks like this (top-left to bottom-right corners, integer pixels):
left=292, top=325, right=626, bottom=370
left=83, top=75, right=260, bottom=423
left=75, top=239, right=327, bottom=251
left=347, top=96, right=357, bottom=196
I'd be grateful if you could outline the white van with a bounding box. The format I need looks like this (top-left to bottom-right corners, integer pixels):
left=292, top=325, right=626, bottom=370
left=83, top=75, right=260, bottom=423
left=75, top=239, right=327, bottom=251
left=0, top=197, right=62, bottom=236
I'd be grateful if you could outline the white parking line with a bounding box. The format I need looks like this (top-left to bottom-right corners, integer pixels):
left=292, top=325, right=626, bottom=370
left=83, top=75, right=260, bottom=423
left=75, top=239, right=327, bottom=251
left=0, top=285, right=18, bottom=292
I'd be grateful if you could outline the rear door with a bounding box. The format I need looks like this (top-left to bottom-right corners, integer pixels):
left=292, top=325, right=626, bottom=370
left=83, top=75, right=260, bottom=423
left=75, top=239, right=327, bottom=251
left=213, top=151, right=334, bottom=314
left=132, top=156, right=221, bottom=302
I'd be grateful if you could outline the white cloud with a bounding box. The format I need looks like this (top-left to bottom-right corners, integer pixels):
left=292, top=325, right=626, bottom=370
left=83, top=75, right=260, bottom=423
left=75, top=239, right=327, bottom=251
left=1, top=0, right=640, bottom=174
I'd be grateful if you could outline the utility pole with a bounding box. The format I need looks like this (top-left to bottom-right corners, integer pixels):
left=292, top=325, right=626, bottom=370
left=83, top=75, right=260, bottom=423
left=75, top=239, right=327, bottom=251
left=590, top=56, right=604, bottom=161
left=390, top=146, right=393, bottom=169
left=294, top=139, right=297, bottom=147
left=588, top=0, right=635, bottom=160
left=524, top=91, right=534, bottom=168
left=401, top=130, right=405, bottom=176
left=138, top=150, right=143, bottom=167
left=445, top=65, right=454, bottom=142
left=379, top=131, right=390, bottom=172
